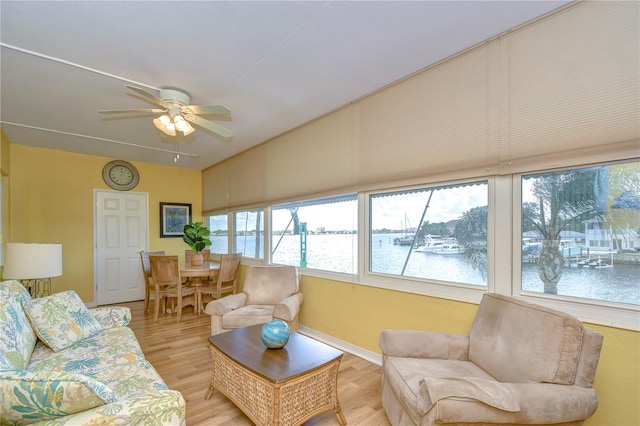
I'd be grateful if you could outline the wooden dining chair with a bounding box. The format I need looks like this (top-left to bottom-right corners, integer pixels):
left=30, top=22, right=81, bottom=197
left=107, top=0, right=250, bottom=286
left=139, top=250, right=165, bottom=312
left=149, top=255, right=196, bottom=322
left=196, top=253, right=242, bottom=312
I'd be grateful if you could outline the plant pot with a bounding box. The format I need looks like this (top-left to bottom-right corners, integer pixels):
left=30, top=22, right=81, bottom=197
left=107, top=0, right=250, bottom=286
left=537, top=240, right=564, bottom=294
left=190, top=253, right=204, bottom=266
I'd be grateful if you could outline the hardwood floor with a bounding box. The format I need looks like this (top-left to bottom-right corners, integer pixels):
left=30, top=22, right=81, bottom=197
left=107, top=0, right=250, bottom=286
left=120, top=300, right=390, bottom=425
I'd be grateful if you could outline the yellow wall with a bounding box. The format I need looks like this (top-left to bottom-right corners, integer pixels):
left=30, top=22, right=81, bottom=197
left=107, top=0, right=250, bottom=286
left=4, top=145, right=638, bottom=424
left=298, top=276, right=640, bottom=425
left=6, top=144, right=202, bottom=302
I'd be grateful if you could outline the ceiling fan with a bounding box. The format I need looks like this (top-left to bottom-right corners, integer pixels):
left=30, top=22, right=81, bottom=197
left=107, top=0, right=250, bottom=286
left=99, top=85, right=232, bottom=139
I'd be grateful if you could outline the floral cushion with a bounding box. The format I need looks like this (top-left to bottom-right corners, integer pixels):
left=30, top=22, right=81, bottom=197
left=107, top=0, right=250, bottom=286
left=22, top=291, right=102, bottom=352
left=0, top=369, right=117, bottom=425
left=27, top=326, right=146, bottom=374
left=0, top=281, right=37, bottom=369
left=49, top=389, right=186, bottom=426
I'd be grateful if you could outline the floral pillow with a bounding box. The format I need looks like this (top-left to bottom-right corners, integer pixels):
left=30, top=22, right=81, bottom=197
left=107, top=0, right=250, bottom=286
left=23, top=291, right=103, bottom=352
left=0, top=280, right=37, bottom=369
left=0, top=369, right=117, bottom=425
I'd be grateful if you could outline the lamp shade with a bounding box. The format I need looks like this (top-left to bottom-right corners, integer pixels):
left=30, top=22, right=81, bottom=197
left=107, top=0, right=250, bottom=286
left=3, top=243, right=63, bottom=279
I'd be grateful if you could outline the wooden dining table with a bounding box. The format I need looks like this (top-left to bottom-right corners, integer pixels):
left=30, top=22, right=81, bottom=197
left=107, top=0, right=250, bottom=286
left=181, top=261, right=220, bottom=314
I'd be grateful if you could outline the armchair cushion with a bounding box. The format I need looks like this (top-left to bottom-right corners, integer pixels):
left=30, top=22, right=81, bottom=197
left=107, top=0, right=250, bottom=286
left=243, top=265, right=299, bottom=305
left=221, top=305, right=275, bottom=329
left=419, top=377, right=520, bottom=414
left=469, top=293, right=584, bottom=385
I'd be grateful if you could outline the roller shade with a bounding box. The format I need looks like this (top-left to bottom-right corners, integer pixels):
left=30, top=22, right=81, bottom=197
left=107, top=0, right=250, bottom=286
left=203, top=1, right=639, bottom=214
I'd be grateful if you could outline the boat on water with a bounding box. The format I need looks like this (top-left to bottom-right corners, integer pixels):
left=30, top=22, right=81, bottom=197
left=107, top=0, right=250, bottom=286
left=393, top=235, right=415, bottom=246
left=433, top=244, right=466, bottom=255
left=577, top=251, right=614, bottom=269
left=415, top=237, right=455, bottom=253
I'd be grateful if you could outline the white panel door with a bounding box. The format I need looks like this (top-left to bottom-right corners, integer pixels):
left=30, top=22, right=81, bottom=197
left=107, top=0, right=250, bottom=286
left=95, top=190, right=148, bottom=305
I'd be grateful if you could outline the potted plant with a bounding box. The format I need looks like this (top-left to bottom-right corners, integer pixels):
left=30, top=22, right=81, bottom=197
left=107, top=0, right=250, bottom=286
left=183, top=222, right=212, bottom=265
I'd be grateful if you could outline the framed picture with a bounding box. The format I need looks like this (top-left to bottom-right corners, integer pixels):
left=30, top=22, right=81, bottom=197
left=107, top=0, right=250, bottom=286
left=160, top=202, right=192, bottom=238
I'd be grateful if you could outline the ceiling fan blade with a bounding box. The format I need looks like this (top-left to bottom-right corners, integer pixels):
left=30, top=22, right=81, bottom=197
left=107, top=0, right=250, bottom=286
left=182, top=104, right=231, bottom=116
left=99, top=108, right=166, bottom=114
left=124, top=85, right=165, bottom=106
left=185, top=114, right=233, bottom=139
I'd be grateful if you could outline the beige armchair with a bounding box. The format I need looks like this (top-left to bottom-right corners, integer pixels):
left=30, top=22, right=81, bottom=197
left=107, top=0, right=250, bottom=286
left=204, top=265, right=303, bottom=335
left=379, top=293, right=603, bottom=425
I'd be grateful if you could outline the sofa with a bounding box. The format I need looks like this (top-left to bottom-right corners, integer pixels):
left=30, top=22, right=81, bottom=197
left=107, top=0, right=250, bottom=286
left=0, top=280, right=185, bottom=425
left=379, top=293, right=603, bottom=425
left=204, top=265, right=303, bottom=335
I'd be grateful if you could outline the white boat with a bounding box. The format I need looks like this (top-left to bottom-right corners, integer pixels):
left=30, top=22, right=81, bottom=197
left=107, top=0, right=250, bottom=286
left=415, top=236, right=454, bottom=253
left=433, top=244, right=466, bottom=255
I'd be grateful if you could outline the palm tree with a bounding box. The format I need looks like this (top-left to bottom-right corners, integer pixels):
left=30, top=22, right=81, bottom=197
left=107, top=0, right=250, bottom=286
left=523, top=169, right=599, bottom=294
left=454, top=206, right=488, bottom=280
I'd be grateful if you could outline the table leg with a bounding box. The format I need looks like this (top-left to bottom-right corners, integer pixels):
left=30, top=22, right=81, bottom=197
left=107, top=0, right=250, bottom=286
left=204, top=378, right=215, bottom=400
left=335, top=405, right=347, bottom=425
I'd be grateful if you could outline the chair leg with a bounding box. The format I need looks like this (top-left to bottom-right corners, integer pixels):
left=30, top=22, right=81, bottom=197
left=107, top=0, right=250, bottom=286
left=176, top=296, right=182, bottom=322
left=154, top=294, right=160, bottom=321
left=144, top=287, right=150, bottom=312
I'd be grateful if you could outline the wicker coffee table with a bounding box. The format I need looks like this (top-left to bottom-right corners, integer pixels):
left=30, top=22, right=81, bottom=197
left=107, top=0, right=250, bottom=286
left=205, top=324, right=347, bottom=426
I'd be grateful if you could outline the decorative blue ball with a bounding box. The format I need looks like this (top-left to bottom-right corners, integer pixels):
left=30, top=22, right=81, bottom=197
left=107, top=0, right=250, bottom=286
left=260, top=320, right=291, bottom=349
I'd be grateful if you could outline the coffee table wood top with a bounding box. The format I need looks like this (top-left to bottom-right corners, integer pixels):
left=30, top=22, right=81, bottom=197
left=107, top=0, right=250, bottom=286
left=208, top=324, right=343, bottom=383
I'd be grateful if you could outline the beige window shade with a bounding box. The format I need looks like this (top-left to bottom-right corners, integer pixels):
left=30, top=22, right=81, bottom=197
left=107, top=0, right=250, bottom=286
left=499, top=1, right=639, bottom=166
left=203, top=1, right=639, bottom=213
left=263, top=106, right=357, bottom=202
left=202, top=162, right=228, bottom=214
left=356, top=42, right=500, bottom=184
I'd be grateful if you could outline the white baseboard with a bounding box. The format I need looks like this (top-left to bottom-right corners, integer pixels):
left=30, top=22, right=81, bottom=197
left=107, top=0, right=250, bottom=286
left=298, top=325, right=382, bottom=366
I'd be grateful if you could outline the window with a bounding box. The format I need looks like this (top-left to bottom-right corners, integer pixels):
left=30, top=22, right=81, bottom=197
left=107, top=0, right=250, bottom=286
left=520, top=160, right=640, bottom=306
left=369, top=181, right=488, bottom=286
left=233, top=210, right=264, bottom=259
left=207, top=214, right=228, bottom=254
left=271, top=194, right=358, bottom=273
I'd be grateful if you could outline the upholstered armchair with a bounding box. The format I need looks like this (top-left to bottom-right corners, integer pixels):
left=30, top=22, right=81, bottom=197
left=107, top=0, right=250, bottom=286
left=379, top=293, right=603, bottom=425
left=204, top=265, right=303, bottom=335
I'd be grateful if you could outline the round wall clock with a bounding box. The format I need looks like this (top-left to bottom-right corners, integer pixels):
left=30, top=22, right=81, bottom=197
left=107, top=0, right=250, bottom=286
left=102, top=160, right=139, bottom=191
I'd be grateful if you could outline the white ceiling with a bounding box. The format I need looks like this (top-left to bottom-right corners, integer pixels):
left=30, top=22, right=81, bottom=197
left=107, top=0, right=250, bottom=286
left=1, top=1, right=570, bottom=171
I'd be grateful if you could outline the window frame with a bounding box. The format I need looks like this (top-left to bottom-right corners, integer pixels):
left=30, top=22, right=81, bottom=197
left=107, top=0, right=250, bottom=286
left=207, top=213, right=230, bottom=255
left=231, top=208, right=265, bottom=260
left=206, top=159, right=639, bottom=331
left=360, top=178, right=494, bottom=305
left=511, top=164, right=640, bottom=331
left=270, top=193, right=359, bottom=275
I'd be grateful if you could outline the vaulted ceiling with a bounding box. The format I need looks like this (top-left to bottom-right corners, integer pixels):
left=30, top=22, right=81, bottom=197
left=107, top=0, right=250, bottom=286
left=1, top=1, right=569, bottom=170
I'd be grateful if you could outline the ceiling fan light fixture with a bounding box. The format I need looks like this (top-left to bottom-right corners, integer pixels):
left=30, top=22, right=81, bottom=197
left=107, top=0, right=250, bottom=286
left=153, top=114, right=177, bottom=136
left=182, top=122, right=196, bottom=136
left=173, top=115, right=189, bottom=132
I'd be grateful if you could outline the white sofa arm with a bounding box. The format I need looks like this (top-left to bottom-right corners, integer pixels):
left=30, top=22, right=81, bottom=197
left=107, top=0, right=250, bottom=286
left=89, top=306, right=131, bottom=328
left=204, top=293, right=247, bottom=316
left=379, top=329, right=469, bottom=360
left=273, top=292, right=303, bottom=321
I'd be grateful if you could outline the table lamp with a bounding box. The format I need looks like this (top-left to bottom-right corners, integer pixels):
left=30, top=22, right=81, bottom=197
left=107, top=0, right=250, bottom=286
left=3, top=243, right=63, bottom=297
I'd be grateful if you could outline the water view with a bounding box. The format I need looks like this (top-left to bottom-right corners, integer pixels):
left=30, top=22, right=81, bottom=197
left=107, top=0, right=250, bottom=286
left=211, top=233, right=639, bottom=306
